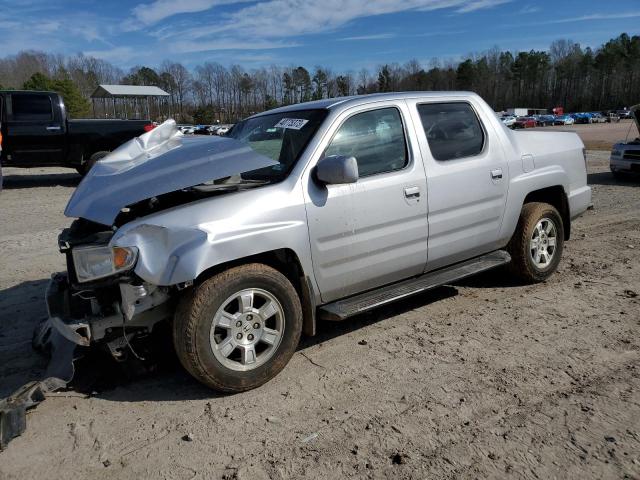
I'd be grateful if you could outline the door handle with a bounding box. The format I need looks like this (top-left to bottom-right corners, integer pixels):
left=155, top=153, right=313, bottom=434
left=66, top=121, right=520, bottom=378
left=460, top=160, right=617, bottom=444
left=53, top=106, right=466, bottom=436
left=46, top=126, right=61, bottom=131
left=404, top=186, right=420, bottom=198
left=490, top=169, right=503, bottom=180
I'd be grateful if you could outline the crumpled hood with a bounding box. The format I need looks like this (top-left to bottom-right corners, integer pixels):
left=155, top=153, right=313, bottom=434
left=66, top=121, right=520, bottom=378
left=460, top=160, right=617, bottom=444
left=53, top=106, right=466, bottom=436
left=65, top=120, right=277, bottom=225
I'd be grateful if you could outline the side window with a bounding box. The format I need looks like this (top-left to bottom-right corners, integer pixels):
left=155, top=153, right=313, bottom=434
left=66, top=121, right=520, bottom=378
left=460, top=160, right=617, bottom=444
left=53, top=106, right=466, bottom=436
left=417, top=103, right=484, bottom=161
left=11, top=94, right=53, bottom=122
left=325, top=107, right=407, bottom=177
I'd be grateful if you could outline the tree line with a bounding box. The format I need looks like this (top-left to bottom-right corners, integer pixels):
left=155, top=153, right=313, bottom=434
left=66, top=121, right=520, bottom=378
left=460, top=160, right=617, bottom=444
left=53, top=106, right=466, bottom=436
left=0, top=33, right=637, bottom=122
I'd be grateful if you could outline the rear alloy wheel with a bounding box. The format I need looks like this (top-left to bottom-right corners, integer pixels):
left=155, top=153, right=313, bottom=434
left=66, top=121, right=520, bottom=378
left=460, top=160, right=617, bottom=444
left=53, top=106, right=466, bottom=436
left=507, top=202, right=564, bottom=283
left=173, top=263, right=302, bottom=392
left=529, top=217, right=558, bottom=269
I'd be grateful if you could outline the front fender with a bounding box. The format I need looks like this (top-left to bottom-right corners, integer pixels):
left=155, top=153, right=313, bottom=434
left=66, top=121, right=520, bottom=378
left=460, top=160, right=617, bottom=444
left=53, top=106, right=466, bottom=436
left=112, top=219, right=313, bottom=287
left=110, top=184, right=315, bottom=288
left=111, top=223, right=207, bottom=285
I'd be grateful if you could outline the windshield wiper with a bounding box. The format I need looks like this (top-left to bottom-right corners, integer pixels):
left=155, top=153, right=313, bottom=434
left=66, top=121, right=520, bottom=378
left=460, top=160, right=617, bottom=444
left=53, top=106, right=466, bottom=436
left=190, top=179, right=269, bottom=193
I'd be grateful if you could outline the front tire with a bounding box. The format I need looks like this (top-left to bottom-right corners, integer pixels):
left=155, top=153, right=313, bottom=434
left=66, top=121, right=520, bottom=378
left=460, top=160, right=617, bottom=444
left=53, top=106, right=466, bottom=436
left=507, top=202, right=564, bottom=283
left=173, top=263, right=303, bottom=392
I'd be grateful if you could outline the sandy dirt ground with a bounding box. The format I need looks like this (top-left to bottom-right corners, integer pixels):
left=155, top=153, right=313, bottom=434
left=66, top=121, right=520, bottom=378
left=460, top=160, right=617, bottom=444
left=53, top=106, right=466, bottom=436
left=532, top=118, right=639, bottom=150
left=0, top=152, right=639, bottom=480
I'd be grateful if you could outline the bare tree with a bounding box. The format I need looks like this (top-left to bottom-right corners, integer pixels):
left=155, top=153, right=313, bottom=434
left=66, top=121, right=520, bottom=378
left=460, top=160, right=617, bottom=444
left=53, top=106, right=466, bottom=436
left=161, top=61, right=191, bottom=117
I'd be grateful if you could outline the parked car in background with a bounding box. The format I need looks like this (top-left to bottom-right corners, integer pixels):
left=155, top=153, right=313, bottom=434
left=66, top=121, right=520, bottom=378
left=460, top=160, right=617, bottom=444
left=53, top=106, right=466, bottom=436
left=554, top=114, right=575, bottom=126
left=617, top=110, right=632, bottom=119
left=590, top=113, right=606, bottom=123
left=514, top=116, right=536, bottom=129
left=610, top=105, right=640, bottom=178
left=178, top=125, right=196, bottom=134
left=536, top=114, right=556, bottom=127
left=500, top=115, right=516, bottom=128
left=570, top=113, right=592, bottom=124
left=193, top=126, right=213, bottom=135
left=606, top=112, right=621, bottom=123
left=0, top=90, right=154, bottom=175
left=41, top=92, right=591, bottom=393
left=216, top=125, right=232, bottom=135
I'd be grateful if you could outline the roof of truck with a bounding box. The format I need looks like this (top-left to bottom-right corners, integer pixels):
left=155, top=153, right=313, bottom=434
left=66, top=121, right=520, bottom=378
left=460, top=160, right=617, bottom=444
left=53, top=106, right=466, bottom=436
left=0, top=90, right=58, bottom=95
left=91, top=85, right=170, bottom=98
left=251, top=91, right=478, bottom=118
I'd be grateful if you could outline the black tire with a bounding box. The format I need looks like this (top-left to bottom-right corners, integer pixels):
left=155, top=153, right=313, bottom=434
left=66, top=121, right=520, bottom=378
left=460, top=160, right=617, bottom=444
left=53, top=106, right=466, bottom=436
left=507, top=202, right=564, bottom=283
left=173, top=263, right=303, bottom=392
left=78, top=151, right=109, bottom=176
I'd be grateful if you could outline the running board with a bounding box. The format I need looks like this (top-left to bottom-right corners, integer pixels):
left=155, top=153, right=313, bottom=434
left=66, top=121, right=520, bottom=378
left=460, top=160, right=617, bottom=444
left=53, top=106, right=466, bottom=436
left=319, top=250, right=511, bottom=321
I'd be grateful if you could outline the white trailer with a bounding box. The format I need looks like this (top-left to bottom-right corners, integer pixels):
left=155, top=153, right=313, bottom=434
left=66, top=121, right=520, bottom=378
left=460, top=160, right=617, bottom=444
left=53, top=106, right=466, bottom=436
left=507, top=107, right=547, bottom=116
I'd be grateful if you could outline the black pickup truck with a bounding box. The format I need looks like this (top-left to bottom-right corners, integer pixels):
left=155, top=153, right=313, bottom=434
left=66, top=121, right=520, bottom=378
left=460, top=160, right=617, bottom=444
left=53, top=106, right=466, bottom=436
left=0, top=90, right=153, bottom=176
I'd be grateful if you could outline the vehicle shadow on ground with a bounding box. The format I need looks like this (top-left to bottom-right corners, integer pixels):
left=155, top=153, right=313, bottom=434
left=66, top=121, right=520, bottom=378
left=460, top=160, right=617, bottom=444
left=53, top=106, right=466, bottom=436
left=0, top=279, right=51, bottom=398
left=87, top=286, right=463, bottom=403
left=301, top=286, right=459, bottom=348
left=452, top=266, right=526, bottom=289
left=588, top=171, right=640, bottom=187
left=1, top=172, right=81, bottom=189
left=0, top=269, right=518, bottom=404
left=0, top=278, right=464, bottom=403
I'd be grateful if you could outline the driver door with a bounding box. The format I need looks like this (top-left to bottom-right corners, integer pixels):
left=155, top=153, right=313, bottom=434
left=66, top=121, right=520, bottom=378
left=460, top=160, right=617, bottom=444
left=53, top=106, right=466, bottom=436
left=305, top=102, right=429, bottom=303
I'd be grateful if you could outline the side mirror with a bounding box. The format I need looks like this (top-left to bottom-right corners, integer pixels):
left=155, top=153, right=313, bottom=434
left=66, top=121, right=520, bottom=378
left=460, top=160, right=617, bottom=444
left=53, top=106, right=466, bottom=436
left=315, top=155, right=358, bottom=185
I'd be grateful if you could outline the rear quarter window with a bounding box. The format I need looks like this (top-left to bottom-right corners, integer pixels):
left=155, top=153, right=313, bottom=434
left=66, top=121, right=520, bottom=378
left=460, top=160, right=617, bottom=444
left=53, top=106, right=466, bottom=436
left=417, top=102, right=484, bottom=161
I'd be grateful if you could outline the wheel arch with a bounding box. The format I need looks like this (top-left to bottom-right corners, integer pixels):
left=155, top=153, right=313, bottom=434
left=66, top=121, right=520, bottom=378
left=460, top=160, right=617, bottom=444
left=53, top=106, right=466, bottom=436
left=194, top=248, right=317, bottom=337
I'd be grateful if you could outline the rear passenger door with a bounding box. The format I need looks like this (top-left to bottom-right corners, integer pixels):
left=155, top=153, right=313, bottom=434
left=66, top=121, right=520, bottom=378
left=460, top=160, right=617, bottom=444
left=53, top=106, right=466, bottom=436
left=5, top=92, right=66, bottom=165
left=408, top=99, right=509, bottom=271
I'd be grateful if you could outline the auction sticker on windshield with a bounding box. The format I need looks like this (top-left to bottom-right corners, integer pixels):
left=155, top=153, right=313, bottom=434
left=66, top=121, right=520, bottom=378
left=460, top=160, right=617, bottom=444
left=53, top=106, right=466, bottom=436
left=275, top=118, right=309, bottom=130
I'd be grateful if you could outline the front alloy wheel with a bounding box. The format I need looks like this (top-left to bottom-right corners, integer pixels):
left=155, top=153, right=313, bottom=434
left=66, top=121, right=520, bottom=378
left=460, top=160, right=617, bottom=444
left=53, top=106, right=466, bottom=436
left=210, top=288, right=284, bottom=371
left=173, top=263, right=302, bottom=392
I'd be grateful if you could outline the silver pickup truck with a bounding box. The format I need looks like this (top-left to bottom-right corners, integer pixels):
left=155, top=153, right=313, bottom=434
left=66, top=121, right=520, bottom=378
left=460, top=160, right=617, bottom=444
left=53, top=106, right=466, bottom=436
left=610, top=104, right=640, bottom=177
left=44, top=92, right=591, bottom=392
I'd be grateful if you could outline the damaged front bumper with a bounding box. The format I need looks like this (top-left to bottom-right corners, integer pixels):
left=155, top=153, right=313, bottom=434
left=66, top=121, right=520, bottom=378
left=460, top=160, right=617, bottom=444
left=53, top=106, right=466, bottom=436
left=45, top=274, right=91, bottom=347
left=44, top=272, right=173, bottom=353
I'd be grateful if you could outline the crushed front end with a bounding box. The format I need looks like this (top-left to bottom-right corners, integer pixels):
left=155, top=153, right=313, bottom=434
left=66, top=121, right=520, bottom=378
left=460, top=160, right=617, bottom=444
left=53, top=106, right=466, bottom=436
left=2, top=220, right=175, bottom=450
left=46, top=219, right=174, bottom=360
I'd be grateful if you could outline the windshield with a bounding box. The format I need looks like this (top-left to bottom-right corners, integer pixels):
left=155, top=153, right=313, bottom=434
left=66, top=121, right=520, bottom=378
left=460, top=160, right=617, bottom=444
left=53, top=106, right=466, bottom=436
left=227, top=109, right=328, bottom=181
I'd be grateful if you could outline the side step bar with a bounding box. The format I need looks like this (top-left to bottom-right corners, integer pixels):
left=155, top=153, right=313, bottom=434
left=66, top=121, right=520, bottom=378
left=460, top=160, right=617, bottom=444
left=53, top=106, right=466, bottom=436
left=319, top=250, right=511, bottom=321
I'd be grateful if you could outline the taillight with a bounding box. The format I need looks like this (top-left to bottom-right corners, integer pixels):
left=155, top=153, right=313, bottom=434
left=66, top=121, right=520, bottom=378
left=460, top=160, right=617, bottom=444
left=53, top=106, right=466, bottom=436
left=0, top=131, right=3, bottom=148
left=143, top=124, right=155, bottom=132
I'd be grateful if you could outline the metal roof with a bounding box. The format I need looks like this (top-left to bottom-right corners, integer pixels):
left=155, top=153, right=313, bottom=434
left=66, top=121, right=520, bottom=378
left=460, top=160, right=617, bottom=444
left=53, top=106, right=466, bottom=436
left=252, top=91, right=478, bottom=118
left=91, top=84, right=170, bottom=98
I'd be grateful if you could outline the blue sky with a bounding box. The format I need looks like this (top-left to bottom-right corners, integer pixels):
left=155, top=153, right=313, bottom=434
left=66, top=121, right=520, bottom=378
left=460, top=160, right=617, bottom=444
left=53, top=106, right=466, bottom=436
left=0, top=0, right=638, bottom=72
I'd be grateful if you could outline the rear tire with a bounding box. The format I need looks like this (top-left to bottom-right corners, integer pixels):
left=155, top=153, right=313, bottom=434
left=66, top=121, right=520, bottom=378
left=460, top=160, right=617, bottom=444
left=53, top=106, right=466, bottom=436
left=173, top=263, right=303, bottom=392
left=507, top=202, right=564, bottom=283
left=78, top=151, right=109, bottom=176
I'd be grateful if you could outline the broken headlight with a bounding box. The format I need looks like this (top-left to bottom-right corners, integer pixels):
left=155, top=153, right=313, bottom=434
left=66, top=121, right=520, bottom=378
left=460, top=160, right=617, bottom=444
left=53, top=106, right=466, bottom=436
left=71, top=245, right=138, bottom=283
